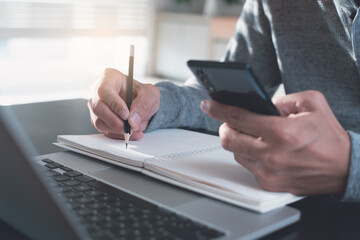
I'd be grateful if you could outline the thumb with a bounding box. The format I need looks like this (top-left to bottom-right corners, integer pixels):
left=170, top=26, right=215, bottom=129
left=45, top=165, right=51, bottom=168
left=128, top=83, right=160, bottom=129
left=274, top=90, right=325, bottom=117
left=273, top=94, right=299, bottom=117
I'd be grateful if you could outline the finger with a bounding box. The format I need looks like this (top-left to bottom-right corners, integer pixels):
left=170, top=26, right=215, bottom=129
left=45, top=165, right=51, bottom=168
left=106, top=132, right=125, bottom=139
left=272, top=95, right=299, bottom=117
left=219, top=123, right=267, bottom=158
left=274, top=90, right=326, bottom=116
left=97, top=70, right=129, bottom=120
left=88, top=99, right=111, bottom=133
left=201, top=100, right=281, bottom=138
left=99, top=87, right=129, bottom=120
left=90, top=115, right=112, bottom=135
left=128, top=83, right=160, bottom=129
left=89, top=98, right=124, bottom=133
left=131, top=120, right=150, bottom=133
left=130, top=131, right=144, bottom=140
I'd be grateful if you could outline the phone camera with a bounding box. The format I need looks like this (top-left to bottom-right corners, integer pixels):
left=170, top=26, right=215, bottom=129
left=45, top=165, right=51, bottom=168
left=197, top=70, right=215, bottom=92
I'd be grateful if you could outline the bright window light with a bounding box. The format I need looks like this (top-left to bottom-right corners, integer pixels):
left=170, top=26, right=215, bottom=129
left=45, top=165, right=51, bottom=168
left=0, top=0, right=151, bottom=105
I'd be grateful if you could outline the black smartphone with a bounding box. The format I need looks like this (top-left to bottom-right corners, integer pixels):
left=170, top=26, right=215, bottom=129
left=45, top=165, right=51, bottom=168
left=187, top=60, right=279, bottom=116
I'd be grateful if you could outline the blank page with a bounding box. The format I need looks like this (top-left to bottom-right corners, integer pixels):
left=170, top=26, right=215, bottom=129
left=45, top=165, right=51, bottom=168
left=57, top=128, right=221, bottom=165
left=146, top=147, right=297, bottom=208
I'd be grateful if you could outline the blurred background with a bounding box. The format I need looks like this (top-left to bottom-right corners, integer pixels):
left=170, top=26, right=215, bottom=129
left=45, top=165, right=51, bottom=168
left=0, top=0, right=245, bottom=105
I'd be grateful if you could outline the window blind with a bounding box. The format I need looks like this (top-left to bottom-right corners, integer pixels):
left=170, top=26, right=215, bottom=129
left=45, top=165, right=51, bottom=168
left=0, top=0, right=151, bottom=37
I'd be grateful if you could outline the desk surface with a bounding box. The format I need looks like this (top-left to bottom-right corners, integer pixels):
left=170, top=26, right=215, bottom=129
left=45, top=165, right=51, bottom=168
left=3, top=99, right=360, bottom=240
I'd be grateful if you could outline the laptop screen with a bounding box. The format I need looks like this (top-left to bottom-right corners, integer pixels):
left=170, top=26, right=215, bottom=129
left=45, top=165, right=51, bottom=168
left=0, top=106, right=87, bottom=240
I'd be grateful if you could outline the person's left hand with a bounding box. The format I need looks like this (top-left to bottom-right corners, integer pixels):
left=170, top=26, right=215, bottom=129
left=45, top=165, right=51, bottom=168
left=200, top=90, right=351, bottom=196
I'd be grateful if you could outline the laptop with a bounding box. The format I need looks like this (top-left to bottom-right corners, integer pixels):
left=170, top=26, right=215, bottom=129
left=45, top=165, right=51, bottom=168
left=0, top=106, right=300, bottom=240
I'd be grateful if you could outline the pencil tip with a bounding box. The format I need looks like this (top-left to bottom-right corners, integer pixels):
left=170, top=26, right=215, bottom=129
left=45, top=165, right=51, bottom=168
left=124, top=133, right=130, bottom=149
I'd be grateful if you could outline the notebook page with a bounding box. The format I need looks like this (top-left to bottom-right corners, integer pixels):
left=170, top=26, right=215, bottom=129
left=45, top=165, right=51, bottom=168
left=145, top=147, right=299, bottom=210
left=57, top=128, right=221, bottom=166
left=54, top=142, right=143, bottom=172
left=57, top=134, right=151, bottom=166
left=134, top=129, right=221, bottom=158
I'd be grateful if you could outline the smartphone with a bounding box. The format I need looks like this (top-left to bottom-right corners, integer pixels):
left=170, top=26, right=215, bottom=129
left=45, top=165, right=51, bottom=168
left=187, top=60, right=279, bottom=116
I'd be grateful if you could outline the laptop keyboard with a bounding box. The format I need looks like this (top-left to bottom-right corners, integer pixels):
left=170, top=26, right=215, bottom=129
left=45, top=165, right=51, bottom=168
left=40, top=158, right=225, bottom=240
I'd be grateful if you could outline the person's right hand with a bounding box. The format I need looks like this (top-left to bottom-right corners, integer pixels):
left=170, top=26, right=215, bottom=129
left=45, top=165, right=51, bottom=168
left=200, top=90, right=351, bottom=196
left=87, top=68, right=160, bottom=140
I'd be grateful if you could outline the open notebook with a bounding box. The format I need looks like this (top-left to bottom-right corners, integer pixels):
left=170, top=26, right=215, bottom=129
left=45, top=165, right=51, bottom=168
left=56, top=128, right=302, bottom=213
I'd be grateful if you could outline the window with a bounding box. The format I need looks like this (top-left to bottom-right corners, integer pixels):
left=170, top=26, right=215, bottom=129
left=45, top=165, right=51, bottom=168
left=0, top=0, right=151, bottom=105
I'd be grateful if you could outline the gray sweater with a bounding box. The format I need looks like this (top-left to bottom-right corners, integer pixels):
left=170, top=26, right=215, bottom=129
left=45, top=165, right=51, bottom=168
left=148, top=0, right=360, bottom=201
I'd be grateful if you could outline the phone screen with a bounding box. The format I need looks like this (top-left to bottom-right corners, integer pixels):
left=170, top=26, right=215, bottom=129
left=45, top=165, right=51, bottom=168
left=187, top=60, right=279, bottom=116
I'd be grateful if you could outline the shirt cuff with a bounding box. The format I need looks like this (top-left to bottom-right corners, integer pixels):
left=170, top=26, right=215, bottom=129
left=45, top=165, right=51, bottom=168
left=340, top=130, right=360, bottom=202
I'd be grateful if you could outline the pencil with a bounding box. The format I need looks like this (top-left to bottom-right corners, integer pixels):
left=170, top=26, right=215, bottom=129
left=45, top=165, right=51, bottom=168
left=124, top=45, right=134, bottom=149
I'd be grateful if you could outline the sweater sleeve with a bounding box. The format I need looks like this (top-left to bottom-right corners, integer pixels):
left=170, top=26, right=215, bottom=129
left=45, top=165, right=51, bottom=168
left=340, top=131, right=360, bottom=201
left=146, top=77, right=221, bottom=133
left=224, top=0, right=282, bottom=96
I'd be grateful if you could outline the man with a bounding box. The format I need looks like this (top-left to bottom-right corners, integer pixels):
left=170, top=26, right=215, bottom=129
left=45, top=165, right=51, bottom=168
left=88, top=0, right=360, bottom=201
